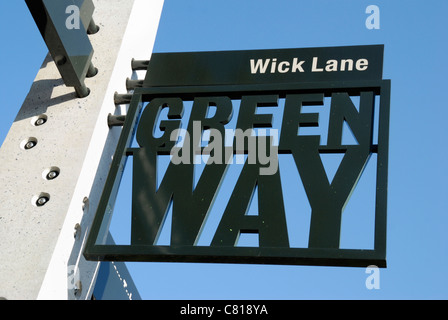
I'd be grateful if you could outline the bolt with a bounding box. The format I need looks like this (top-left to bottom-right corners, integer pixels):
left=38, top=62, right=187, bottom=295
left=82, top=197, right=89, bottom=212
left=36, top=196, right=49, bottom=207
left=25, top=141, right=36, bottom=150
left=74, top=281, right=82, bottom=297
left=74, top=223, right=81, bottom=239
left=35, top=118, right=46, bottom=126
left=46, top=171, right=59, bottom=180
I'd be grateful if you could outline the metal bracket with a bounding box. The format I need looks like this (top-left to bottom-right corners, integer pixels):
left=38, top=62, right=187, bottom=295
left=25, top=0, right=99, bottom=98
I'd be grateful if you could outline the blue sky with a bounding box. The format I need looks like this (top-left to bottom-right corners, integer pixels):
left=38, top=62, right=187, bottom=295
left=1, top=0, right=448, bottom=299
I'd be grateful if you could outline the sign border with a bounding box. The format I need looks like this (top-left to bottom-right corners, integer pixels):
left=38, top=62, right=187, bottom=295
left=84, top=79, right=390, bottom=268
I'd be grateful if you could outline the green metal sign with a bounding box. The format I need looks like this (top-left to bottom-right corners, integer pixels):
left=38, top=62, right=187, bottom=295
left=144, top=45, right=384, bottom=87
left=84, top=46, right=390, bottom=268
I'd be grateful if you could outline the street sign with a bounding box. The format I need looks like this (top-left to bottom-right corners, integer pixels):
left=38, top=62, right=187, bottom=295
left=84, top=45, right=390, bottom=268
left=144, top=45, right=384, bottom=87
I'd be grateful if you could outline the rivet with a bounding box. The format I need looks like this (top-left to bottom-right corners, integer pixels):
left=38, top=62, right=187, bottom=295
left=35, top=118, right=46, bottom=126
left=32, top=192, right=50, bottom=208
left=74, top=223, right=81, bottom=239
left=25, top=141, right=36, bottom=150
left=82, top=197, right=89, bottom=211
left=21, top=137, right=38, bottom=151
left=36, top=196, right=49, bottom=207
left=42, top=167, right=60, bottom=181
left=74, top=281, right=82, bottom=297
left=46, top=171, right=59, bottom=180
left=31, top=115, right=48, bottom=127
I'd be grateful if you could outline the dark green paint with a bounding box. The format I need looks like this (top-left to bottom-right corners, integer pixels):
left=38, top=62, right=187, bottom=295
left=144, top=45, right=384, bottom=87
left=84, top=79, right=390, bottom=268
left=210, top=153, right=289, bottom=248
left=25, top=0, right=97, bottom=97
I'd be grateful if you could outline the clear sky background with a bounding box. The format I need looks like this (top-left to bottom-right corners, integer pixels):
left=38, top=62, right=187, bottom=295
left=1, top=0, right=448, bottom=300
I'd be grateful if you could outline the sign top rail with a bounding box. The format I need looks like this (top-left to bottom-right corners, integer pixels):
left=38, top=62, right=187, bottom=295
left=144, top=45, right=384, bottom=87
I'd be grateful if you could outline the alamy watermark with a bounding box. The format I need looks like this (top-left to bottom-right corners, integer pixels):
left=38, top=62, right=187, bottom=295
left=365, top=265, right=380, bottom=290
left=169, top=121, right=279, bottom=176
left=65, top=5, right=381, bottom=31
left=365, top=5, right=380, bottom=30
left=65, top=5, right=81, bottom=30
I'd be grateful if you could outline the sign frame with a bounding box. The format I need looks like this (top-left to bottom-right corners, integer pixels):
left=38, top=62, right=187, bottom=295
left=84, top=79, right=390, bottom=268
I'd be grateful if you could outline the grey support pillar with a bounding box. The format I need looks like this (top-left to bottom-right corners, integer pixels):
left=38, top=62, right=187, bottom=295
left=0, top=0, right=164, bottom=300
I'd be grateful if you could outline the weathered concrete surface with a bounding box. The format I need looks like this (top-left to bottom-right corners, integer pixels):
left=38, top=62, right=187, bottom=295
left=0, top=0, right=164, bottom=300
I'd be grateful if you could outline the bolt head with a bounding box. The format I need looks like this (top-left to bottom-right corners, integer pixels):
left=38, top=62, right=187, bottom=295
left=25, top=141, right=36, bottom=150
left=74, top=281, right=82, bottom=297
left=47, top=171, right=58, bottom=180
left=36, top=196, right=49, bottom=207
left=74, top=223, right=81, bottom=239
left=35, top=118, right=46, bottom=126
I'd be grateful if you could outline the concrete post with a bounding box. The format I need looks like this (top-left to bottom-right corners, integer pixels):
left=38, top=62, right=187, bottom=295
left=0, top=0, right=164, bottom=300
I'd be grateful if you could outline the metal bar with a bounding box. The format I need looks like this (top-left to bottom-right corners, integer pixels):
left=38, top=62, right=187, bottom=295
left=86, top=62, right=98, bottom=78
left=114, top=92, right=133, bottom=105
left=126, top=78, right=144, bottom=91
left=75, top=83, right=90, bottom=98
left=87, top=18, right=100, bottom=34
left=108, top=114, right=127, bottom=127
left=25, top=0, right=96, bottom=96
